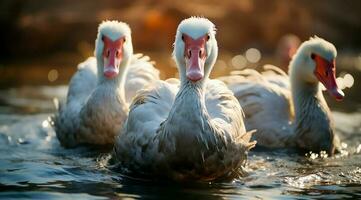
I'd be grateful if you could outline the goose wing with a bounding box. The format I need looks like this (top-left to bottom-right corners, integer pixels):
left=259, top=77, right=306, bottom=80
left=219, top=66, right=293, bottom=147
left=54, top=57, right=98, bottom=147
left=205, top=79, right=256, bottom=149
left=115, top=79, right=179, bottom=169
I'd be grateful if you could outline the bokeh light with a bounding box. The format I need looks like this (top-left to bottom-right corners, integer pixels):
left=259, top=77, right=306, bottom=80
left=330, top=73, right=354, bottom=91
left=245, top=48, right=261, bottom=63
left=215, top=59, right=228, bottom=70
left=48, top=69, right=58, bottom=82
left=343, top=73, right=354, bottom=88
left=231, top=55, right=247, bottom=69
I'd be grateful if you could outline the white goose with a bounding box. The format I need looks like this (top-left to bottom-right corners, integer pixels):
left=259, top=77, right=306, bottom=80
left=114, top=17, right=256, bottom=181
left=54, top=21, right=159, bottom=148
left=220, top=37, right=344, bottom=155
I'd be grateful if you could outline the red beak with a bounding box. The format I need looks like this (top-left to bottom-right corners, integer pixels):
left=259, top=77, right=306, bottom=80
left=102, top=36, right=125, bottom=79
left=183, top=34, right=208, bottom=82
left=313, top=54, right=344, bottom=101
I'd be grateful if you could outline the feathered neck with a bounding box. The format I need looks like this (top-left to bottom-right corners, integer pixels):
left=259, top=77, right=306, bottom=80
left=169, top=80, right=207, bottom=126
left=290, top=66, right=335, bottom=153
left=291, top=80, right=325, bottom=118
left=158, top=79, right=221, bottom=153
left=80, top=57, right=129, bottom=128
left=290, top=62, right=331, bottom=123
left=288, top=47, right=331, bottom=124
left=170, top=63, right=209, bottom=126
left=95, top=56, right=129, bottom=102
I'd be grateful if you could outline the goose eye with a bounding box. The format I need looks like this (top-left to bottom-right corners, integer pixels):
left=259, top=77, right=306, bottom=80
left=311, top=53, right=316, bottom=60
left=123, top=37, right=126, bottom=43
left=181, top=35, right=185, bottom=42
left=101, top=35, right=105, bottom=42
left=206, top=34, right=210, bottom=41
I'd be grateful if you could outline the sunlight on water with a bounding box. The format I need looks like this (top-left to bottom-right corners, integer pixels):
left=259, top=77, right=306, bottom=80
left=285, top=173, right=323, bottom=188
left=305, top=151, right=329, bottom=160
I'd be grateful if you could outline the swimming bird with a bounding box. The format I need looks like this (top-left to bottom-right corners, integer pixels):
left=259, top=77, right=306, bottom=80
left=114, top=17, right=256, bottom=182
left=220, top=37, right=343, bottom=155
left=54, top=21, right=159, bottom=148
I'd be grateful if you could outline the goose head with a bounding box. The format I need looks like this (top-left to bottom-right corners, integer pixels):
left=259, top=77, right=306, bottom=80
left=95, top=21, right=133, bottom=81
left=173, top=17, right=218, bottom=84
left=290, top=36, right=344, bottom=101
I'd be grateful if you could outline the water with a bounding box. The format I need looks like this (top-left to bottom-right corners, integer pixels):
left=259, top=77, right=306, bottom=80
left=0, top=84, right=360, bottom=199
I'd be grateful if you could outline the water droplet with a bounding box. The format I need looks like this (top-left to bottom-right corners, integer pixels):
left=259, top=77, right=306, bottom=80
left=42, top=120, right=49, bottom=128
left=356, top=144, right=361, bottom=154
left=320, top=151, right=328, bottom=158
left=310, top=152, right=318, bottom=160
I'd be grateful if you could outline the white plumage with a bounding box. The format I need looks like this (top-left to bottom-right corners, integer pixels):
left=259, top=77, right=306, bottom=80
left=220, top=37, right=343, bottom=155
left=114, top=17, right=255, bottom=181
left=54, top=21, right=159, bottom=148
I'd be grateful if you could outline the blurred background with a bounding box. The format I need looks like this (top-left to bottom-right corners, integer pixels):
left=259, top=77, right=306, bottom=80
left=0, top=3, right=360, bottom=198
left=0, top=0, right=360, bottom=99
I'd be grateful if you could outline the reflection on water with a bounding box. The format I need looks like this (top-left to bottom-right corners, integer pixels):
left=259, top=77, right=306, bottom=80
left=0, top=82, right=360, bottom=199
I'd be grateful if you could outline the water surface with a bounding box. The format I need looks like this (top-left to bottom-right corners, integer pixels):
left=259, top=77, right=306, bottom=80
left=0, top=83, right=360, bottom=199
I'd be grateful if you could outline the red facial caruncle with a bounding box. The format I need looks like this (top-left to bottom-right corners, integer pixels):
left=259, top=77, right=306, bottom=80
left=102, top=35, right=125, bottom=79
left=312, top=53, right=344, bottom=101
left=182, top=33, right=209, bottom=82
